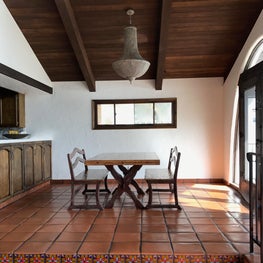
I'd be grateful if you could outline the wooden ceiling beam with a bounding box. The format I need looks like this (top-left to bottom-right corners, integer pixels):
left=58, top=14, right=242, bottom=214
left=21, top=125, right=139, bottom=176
left=54, top=0, right=96, bottom=92
left=0, top=63, right=53, bottom=94
left=155, top=0, right=172, bottom=90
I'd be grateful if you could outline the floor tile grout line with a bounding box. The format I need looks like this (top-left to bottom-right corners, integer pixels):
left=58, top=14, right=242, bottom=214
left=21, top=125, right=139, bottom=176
left=162, top=206, right=175, bottom=256
left=106, top=199, right=123, bottom=254
left=75, top=209, right=104, bottom=254
left=181, top=191, right=207, bottom=259
left=192, top=184, right=246, bottom=256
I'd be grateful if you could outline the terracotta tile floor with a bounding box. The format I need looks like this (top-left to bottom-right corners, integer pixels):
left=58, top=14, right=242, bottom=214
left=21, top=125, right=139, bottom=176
left=0, top=182, right=260, bottom=263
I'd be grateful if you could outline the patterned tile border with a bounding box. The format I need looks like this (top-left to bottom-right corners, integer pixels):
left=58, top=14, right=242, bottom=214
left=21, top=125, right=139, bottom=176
left=141, top=255, right=158, bottom=263
left=92, top=254, right=109, bottom=263
left=0, top=254, right=241, bottom=263
left=108, top=255, right=125, bottom=263
left=61, top=255, right=78, bottom=263
left=28, top=255, right=46, bottom=263
left=0, top=254, right=13, bottom=263
left=77, top=255, right=93, bottom=263
left=206, top=254, right=240, bottom=263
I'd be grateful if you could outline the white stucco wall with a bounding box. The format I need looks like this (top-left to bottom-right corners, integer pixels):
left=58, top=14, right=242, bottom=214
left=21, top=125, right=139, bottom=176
left=0, top=1, right=52, bottom=87
left=24, top=78, right=224, bottom=180
left=223, top=10, right=263, bottom=182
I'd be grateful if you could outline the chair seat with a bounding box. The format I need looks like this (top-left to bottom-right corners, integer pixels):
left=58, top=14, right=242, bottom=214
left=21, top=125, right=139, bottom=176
left=75, top=169, right=108, bottom=182
left=145, top=168, right=173, bottom=181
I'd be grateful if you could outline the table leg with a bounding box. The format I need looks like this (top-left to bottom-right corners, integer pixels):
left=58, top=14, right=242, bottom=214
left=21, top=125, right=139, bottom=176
left=105, top=185, right=124, bottom=208
left=105, top=165, right=144, bottom=209
left=126, top=186, right=145, bottom=209
left=118, top=165, right=145, bottom=195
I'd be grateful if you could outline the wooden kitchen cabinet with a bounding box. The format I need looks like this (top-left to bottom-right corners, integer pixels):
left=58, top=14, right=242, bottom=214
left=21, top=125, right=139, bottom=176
left=24, top=144, right=34, bottom=188
left=0, top=141, right=52, bottom=204
left=42, top=142, right=52, bottom=180
left=11, top=145, right=24, bottom=194
left=0, top=88, right=25, bottom=128
left=0, top=144, right=24, bottom=200
left=0, top=147, right=10, bottom=200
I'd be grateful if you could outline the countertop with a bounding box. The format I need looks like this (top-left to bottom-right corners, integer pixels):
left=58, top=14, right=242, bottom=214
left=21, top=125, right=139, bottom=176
left=0, top=136, right=52, bottom=144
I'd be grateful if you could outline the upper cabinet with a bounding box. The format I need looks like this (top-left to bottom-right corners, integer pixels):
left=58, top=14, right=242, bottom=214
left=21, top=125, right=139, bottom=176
left=0, top=88, right=25, bottom=128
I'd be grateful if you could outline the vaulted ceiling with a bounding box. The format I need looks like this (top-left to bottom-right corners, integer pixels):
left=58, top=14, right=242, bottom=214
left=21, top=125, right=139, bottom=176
left=3, top=0, right=263, bottom=92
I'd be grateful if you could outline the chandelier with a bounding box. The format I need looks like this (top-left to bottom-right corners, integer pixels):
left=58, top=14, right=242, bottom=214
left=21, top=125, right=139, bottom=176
left=112, top=9, right=150, bottom=84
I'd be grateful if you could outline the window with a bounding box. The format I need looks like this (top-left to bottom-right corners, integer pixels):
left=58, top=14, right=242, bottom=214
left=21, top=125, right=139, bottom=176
left=92, top=98, right=177, bottom=129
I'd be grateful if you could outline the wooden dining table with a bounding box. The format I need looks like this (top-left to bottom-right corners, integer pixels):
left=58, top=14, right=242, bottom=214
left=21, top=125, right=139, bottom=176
left=85, top=152, right=160, bottom=209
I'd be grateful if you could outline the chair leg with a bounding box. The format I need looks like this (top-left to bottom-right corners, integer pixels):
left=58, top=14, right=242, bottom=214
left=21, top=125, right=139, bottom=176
left=82, top=183, right=88, bottom=194
left=173, top=182, right=181, bottom=209
left=104, top=176, right=111, bottom=193
left=70, top=183, right=75, bottom=209
left=95, top=182, right=103, bottom=210
left=146, top=182, right=153, bottom=208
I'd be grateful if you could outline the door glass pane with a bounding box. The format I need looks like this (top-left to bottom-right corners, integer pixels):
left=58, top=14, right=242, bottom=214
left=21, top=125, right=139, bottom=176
left=244, top=86, right=256, bottom=181
left=116, top=104, right=134, bottom=124
left=155, top=102, right=172, bottom=124
left=97, top=104, right=114, bottom=125
left=135, top=103, right=153, bottom=124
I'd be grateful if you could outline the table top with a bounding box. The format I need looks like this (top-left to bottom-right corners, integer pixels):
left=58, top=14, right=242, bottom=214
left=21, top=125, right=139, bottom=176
left=86, top=152, right=160, bottom=166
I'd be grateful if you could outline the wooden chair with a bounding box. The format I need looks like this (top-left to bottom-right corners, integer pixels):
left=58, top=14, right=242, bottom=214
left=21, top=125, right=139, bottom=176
left=67, top=147, right=109, bottom=210
left=144, top=146, right=181, bottom=209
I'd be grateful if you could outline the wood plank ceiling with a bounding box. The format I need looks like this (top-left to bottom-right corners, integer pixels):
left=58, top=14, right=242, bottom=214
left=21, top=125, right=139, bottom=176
left=3, top=0, right=263, bottom=92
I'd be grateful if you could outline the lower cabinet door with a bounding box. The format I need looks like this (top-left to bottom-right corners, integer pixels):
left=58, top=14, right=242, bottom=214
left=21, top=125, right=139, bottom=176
left=43, top=142, right=52, bottom=180
left=34, top=144, right=43, bottom=184
left=11, top=146, right=23, bottom=194
left=24, top=145, right=34, bottom=188
left=0, top=148, right=10, bottom=199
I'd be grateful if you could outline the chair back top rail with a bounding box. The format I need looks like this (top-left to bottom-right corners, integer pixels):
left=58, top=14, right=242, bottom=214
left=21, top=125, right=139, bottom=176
left=72, top=156, right=85, bottom=169
left=168, top=146, right=181, bottom=178
left=67, top=147, right=88, bottom=180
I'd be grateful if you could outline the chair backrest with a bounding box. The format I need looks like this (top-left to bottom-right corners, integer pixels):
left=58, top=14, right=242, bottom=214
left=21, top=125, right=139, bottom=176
left=168, top=146, right=181, bottom=179
left=67, top=147, right=87, bottom=180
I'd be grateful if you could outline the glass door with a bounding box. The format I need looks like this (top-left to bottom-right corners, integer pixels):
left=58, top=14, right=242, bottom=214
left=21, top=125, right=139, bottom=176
left=238, top=61, right=263, bottom=201
left=244, top=87, right=256, bottom=182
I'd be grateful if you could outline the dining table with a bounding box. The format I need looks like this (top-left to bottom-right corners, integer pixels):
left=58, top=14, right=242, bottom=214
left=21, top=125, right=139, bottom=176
left=85, top=152, right=160, bottom=209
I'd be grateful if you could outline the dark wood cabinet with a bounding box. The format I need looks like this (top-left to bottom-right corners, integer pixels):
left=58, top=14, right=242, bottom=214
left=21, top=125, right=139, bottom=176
left=0, top=141, right=52, bottom=204
left=42, top=143, right=52, bottom=180
left=0, top=147, right=10, bottom=200
left=11, top=145, right=23, bottom=194
left=0, top=88, right=25, bottom=128
left=24, top=144, right=34, bottom=188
